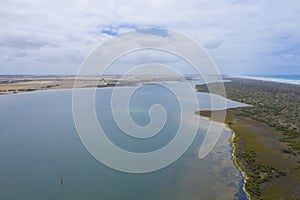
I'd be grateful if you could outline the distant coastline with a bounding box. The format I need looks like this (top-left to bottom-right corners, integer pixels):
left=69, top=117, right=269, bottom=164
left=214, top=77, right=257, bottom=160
left=235, top=75, right=300, bottom=85
left=0, top=75, right=183, bottom=95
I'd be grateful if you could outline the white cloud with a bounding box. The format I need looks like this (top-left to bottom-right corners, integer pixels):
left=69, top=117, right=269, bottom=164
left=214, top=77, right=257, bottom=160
left=0, top=0, right=299, bottom=74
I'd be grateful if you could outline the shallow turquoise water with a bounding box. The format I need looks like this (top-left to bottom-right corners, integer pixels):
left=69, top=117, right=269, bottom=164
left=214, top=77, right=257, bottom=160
left=0, top=83, right=248, bottom=199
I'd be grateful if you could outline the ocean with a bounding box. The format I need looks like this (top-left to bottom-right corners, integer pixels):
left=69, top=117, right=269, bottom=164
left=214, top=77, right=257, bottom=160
left=238, top=75, right=300, bottom=85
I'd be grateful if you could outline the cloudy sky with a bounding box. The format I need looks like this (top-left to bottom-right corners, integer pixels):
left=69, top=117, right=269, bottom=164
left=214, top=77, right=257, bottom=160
left=0, top=0, right=299, bottom=75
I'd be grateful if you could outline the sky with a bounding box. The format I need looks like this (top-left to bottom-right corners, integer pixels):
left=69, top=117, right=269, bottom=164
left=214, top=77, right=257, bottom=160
left=0, top=0, right=299, bottom=75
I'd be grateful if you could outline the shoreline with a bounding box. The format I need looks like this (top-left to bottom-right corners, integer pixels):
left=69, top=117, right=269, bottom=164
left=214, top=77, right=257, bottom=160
left=223, top=117, right=252, bottom=200
left=197, top=108, right=290, bottom=199
left=218, top=121, right=251, bottom=200
left=230, top=125, right=251, bottom=200
left=235, top=75, right=300, bottom=85
left=196, top=78, right=300, bottom=199
left=0, top=76, right=184, bottom=95
left=196, top=109, right=251, bottom=199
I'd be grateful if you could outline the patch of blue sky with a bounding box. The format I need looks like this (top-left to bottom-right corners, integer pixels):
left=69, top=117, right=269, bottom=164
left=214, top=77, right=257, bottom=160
left=136, top=27, right=168, bottom=37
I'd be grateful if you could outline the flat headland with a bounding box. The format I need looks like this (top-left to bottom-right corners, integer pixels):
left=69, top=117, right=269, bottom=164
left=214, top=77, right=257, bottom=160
left=0, top=75, right=183, bottom=95
left=196, top=78, right=300, bottom=200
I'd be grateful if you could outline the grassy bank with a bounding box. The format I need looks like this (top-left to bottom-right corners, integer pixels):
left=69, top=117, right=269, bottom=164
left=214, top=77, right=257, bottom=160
left=196, top=78, right=300, bottom=199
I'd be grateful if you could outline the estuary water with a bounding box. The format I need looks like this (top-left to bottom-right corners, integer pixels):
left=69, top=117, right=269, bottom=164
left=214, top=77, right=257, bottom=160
left=0, top=82, right=248, bottom=200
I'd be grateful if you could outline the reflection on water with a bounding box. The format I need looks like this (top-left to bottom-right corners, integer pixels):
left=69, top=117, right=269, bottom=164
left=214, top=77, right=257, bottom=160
left=0, top=82, right=247, bottom=200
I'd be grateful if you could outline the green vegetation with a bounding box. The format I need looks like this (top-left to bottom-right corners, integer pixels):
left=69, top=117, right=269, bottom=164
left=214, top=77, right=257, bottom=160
left=196, top=78, right=300, bottom=200
left=237, top=149, right=287, bottom=199
left=196, top=78, right=300, bottom=154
